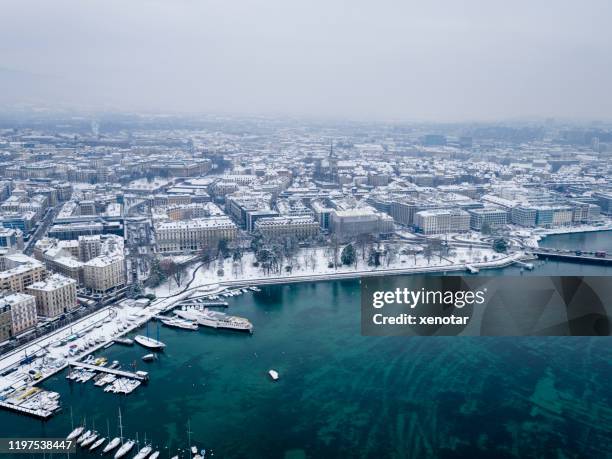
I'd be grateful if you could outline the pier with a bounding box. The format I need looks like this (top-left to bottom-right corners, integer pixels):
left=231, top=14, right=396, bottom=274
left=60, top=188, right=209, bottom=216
left=69, top=361, right=148, bottom=381
left=0, top=400, right=57, bottom=420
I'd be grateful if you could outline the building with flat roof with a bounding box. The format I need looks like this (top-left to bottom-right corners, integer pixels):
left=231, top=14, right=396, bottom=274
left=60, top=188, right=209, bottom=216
left=0, top=261, right=46, bottom=293
left=330, top=208, right=394, bottom=239
left=155, top=217, right=238, bottom=253
left=27, top=273, right=78, bottom=317
left=468, top=208, right=508, bottom=230
left=255, top=216, right=319, bottom=241
left=0, top=292, right=37, bottom=336
left=82, top=254, right=125, bottom=293
left=414, top=209, right=470, bottom=235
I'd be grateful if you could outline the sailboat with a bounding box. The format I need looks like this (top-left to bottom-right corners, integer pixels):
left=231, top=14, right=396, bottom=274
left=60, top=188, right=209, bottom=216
left=66, top=407, right=84, bottom=440
left=113, top=409, right=135, bottom=459
left=91, top=419, right=109, bottom=451
left=90, top=436, right=106, bottom=451
left=135, top=320, right=165, bottom=350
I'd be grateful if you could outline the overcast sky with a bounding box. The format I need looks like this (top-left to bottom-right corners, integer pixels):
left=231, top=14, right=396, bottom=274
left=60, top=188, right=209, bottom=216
left=1, top=0, right=611, bottom=121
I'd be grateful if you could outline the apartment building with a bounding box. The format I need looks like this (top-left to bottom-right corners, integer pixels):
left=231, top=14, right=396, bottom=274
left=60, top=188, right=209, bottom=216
left=0, top=262, right=46, bottom=292
left=330, top=209, right=394, bottom=239
left=27, top=274, right=78, bottom=318
left=468, top=208, right=509, bottom=230
left=254, top=216, right=319, bottom=241
left=414, top=209, right=470, bottom=235
left=0, top=292, right=37, bottom=336
left=155, top=217, right=238, bottom=253
left=82, top=254, right=125, bottom=293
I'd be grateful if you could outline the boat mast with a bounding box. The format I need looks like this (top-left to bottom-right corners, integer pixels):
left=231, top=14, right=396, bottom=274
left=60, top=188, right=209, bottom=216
left=187, top=419, right=192, bottom=452
left=118, top=408, right=124, bottom=445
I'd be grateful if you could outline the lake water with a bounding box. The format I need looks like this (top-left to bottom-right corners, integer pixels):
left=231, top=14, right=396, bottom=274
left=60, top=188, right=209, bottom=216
left=2, top=231, right=612, bottom=458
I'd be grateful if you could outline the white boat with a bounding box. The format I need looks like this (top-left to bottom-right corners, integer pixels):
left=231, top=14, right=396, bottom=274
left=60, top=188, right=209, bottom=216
left=134, top=445, right=153, bottom=459
left=161, top=318, right=198, bottom=330
left=175, top=308, right=253, bottom=333
left=77, top=430, right=92, bottom=443
left=90, top=437, right=106, bottom=451
left=149, top=452, right=160, bottom=459
left=113, top=440, right=134, bottom=459
left=191, top=446, right=198, bottom=455
left=268, top=369, right=279, bottom=381
left=103, top=437, right=121, bottom=453
left=134, top=335, right=166, bottom=350
left=67, top=426, right=84, bottom=440
left=81, top=432, right=98, bottom=447
left=142, top=353, right=157, bottom=362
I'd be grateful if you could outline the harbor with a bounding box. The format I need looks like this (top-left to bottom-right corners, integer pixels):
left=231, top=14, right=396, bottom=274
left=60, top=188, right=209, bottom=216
left=0, top=284, right=258, bottom=421
left=0, top=232, right=611, bottom=457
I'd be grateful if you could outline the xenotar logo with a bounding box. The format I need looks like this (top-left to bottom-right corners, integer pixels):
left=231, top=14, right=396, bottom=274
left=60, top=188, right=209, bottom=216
left=361, top=275, right=612, bottom=337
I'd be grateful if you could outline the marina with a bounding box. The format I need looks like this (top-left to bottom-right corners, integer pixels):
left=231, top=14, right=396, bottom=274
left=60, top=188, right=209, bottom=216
left=0, top=233, right=611, bottom=457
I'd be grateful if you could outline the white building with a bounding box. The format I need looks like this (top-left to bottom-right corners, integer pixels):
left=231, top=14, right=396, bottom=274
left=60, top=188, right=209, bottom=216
left=83, top=254, right=125, bottom=293
left=155, top=217, right=238, bottom=253
left=0, top=292, right=37, bottom=336
left=27, top=274, right=78, bottom=318
left=414, top=209, right=470, bottom=235
left=329, top=209, right=394, bottom=239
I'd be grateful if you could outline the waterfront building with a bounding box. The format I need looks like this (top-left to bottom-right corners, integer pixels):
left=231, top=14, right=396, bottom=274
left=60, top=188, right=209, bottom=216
left=0, top=293, right=37, bottom=336
left=82, top=254, right=125, bottom=293
left=27, top=274, right=78, bottom=317
left=255, top=216, right=319, bottom=241
left=330, top=208, right=394, bottom=239
left=155, top=217, right=238, bottom=253
left=468, top=208, right=509, bottom=230
left=0, top=302, right=11, bottom=342
left=414, top=209, right=471, bottom=235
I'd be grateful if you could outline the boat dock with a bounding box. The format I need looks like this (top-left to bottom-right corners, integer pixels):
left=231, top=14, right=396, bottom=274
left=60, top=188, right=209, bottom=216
left=69, top=361, right=148, bottom=382
left=0, top=400, right=57, bottom=420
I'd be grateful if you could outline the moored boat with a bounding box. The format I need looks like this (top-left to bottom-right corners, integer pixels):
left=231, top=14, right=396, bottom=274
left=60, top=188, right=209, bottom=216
left=113, top=440, right=134, bottom=459
left=90, top=437, right=106, bottom=451
left=134, top=335, right=166, bottom=350
left=103, top=437, right=121, bottom=454
left=67, top=426, right=84, bottom=440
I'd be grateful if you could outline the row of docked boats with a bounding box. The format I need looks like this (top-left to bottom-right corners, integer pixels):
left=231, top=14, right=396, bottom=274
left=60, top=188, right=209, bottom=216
left=67, top=410, right=204, bottom=459
left=174, top=307, right=253, bottom=333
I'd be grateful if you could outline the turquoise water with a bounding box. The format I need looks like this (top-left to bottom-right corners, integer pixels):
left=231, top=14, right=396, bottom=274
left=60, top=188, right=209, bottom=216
left=2, top=232, right=612, bottom=458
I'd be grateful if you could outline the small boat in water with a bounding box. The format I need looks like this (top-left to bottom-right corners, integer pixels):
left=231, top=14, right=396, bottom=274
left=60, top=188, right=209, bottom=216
left=149, top=452, right=160, bottom=459
left=90, top=437, right=106, bottom=451
left=133, top=445, right=153, bottom=459
left=134, top=335, right=166, bottom=350
left=142, top=353, right=157, bottom=362
left=81, top=432, right=98, bottom=447
left=103, top=437, right=121, bottom=454
left=67, top=426, right=84, bottom=440
left=268, top=369, right=279, bottom=381
left=161, top=317, right=198, bottom=331
left=77, top=430, right=92, bottom=444
left=113, top=440, right=134, bottom=459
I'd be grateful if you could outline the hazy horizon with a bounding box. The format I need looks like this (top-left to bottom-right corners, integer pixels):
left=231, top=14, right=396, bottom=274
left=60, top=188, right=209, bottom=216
left=2, top=0, right=612, bottom=122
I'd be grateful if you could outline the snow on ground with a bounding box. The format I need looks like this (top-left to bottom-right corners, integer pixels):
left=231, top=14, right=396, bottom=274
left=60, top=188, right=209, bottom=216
left=149, top=243, right=513, bottom=298
left=0, top=301, right=154, bottom=393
